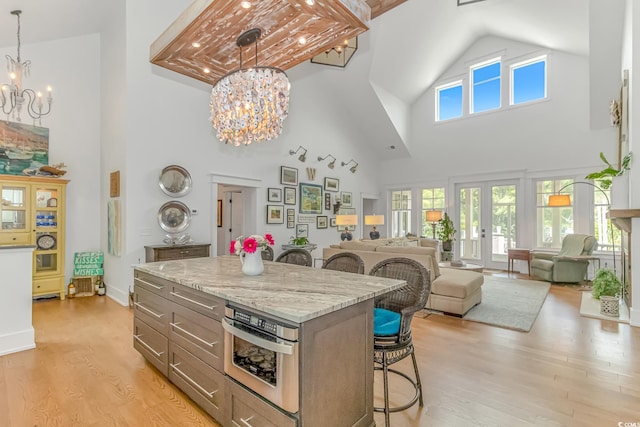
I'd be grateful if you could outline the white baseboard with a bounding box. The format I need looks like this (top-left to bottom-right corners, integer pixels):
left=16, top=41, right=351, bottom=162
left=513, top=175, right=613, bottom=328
left=630, top=306, right=640, bottom=327
left=0, top=328, right=35, bottom=356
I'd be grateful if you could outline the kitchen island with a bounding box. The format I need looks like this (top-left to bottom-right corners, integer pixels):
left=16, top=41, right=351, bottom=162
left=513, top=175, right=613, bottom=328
left=133, top=255, right=405, bottom=427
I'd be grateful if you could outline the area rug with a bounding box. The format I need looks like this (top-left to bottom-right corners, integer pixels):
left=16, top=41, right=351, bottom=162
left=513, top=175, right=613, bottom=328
left=462, top=276, right=551, bottom=332
left=579, top=292, right=629, bottom=324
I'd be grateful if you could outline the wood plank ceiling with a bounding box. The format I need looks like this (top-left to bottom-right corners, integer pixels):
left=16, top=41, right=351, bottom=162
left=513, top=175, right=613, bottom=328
left=150, top=0, right=406, bottom=86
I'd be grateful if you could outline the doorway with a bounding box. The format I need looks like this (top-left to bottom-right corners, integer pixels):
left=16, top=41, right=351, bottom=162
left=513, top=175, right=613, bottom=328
left=455, top=180, right=518, bottom=270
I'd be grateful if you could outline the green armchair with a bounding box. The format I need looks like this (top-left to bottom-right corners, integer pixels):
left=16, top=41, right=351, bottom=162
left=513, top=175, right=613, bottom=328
left=530, top=234, right=598, bottom=283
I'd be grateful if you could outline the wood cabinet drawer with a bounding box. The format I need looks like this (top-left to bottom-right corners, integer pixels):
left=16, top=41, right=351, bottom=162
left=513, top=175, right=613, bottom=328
left=134, top=270, right=171, bottom=298
left=226, top=377, right=297, bottom=427
left=33, top=276, right=63, bottom=295
left=134, top=287, right=169, bottom=335
left=0, top=232, right=31, bottom=245
left=169, top=342, right=225, bottom=423
left=168, top=283, right=224, bottom=321
left=145, top=244, right=211, bottom=262
left=133, top=318, right=168, bottom=376
left=169, top=300, right=223, bottom=371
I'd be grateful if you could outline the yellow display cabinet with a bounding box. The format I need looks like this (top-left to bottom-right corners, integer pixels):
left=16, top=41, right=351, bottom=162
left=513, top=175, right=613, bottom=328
left=1, top=176, right=68, bottom=300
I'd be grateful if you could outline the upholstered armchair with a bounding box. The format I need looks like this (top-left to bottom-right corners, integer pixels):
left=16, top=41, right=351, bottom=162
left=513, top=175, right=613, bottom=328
left=531, top=234, right=598, bottom=283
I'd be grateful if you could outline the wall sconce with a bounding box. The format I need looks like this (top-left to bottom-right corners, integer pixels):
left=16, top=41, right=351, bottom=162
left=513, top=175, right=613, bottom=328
left=425, top=210, right=443, bottom=239
left=341, top=159, right=358, bottom=173
left=317, top=154, right=336, bottom=169
left=289, top=146, right=307, bottom=162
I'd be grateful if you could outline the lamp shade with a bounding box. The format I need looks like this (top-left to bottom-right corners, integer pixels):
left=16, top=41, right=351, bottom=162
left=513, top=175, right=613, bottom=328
left=548, top=194, right=572, bottom=207
left=425, top=210, right=443, bottom=222
left=336, top=214, right=358, bottom=226
left=364, top=215, right=385, bottom=226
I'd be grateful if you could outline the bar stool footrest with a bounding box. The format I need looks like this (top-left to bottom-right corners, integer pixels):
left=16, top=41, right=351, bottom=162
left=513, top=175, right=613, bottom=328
left=373, top=366, right=422, bottom=413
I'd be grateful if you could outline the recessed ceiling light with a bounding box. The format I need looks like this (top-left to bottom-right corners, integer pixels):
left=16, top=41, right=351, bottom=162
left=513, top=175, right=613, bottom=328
left=241, top=1, right=252, bottom=8
left=298, top=37, right=307, bottom=45
left=192, top=42, right=201, bottom=48
left=305, top=0, right=315, bottom=5
left=203, top=68, right=210, bottom=74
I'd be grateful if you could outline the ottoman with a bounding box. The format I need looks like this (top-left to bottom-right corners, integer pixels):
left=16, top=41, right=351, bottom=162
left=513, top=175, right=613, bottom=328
left=425, top=268, right=484, bottom=316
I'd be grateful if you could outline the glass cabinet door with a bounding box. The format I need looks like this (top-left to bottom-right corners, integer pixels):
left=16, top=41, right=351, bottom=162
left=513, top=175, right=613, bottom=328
left=33, top=185, right=62, bottom=276
left=1, top=183, right=30, bottom=233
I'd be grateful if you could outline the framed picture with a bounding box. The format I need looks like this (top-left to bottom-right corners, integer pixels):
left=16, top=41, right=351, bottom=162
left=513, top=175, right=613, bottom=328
left=341, top=191, right=352, bottom=207
left=299, top=183, right=323, bottom=214
left=287, top=208, right=295, bottom=228
left=284, top=187, right=296, bottom=205
left=281, top=166, right=298, bottom=185
left=296, top=223, right=309, bottom=238
left=217, top=199, right=222, bottom=227
left=317, top=216, right=328, bottom=229
left=324, top=192, right=331, bottom=210
left=268, top=187, right=282, bottom=202
left=324, top=177, right=339, bottom=192
left=266, top=205, right=284, bottom=224
left=330, top=218, right=337, bottom=228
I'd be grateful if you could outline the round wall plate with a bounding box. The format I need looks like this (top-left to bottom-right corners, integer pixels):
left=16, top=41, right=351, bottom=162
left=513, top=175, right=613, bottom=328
left=37, top=233, right=56, bottom=250
left=158, top=201, right=192, bottom=233
left=159, top=165, right=192, bottom=197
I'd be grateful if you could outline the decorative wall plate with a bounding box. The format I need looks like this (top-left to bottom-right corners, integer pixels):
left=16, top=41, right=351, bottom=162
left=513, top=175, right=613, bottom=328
left=159, top=165, right=192, bottom=197
left=37, top=233, right=56, bottom=250
left=158, top=201, right=192, bottom=233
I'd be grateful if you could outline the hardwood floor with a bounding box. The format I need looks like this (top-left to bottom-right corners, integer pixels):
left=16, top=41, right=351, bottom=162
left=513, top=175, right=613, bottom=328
left=1, top=273, right=638, bottom=426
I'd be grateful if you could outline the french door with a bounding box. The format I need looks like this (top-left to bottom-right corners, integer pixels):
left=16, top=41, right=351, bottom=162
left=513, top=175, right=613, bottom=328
left=455, top=180, right=518, bottom=270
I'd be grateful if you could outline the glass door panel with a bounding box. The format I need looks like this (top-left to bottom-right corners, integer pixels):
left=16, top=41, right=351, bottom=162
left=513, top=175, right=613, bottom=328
left=459, top=187, right=481, bottom=261
left=490, top=185, right=517, bottom=263
left=1, top=184, right=29, bottom=232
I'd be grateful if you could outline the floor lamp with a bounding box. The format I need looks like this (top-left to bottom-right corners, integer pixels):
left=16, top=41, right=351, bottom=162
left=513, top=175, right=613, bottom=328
left=548, top=181, right=615, bottom=273
left=425, top=210, right=443, bottom=239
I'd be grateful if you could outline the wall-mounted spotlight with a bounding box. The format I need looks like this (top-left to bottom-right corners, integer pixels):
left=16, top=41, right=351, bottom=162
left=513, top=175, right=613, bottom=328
left=289, top=146, right=307, bottom=162
left=341, top=159, right=358, bottom=173
left=317, top=154, right=336, bottom=169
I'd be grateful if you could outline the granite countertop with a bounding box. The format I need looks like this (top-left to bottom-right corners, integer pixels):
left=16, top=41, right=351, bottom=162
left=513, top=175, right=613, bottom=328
left=134, top=255, right=406, bottom=323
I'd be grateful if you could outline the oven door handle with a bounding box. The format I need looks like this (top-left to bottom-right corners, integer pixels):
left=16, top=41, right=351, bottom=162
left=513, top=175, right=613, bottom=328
left=222, top=318, right=294, bottom=355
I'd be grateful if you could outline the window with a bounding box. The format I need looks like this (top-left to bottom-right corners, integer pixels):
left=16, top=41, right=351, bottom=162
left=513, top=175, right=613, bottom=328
left=594, top=187, right=619, bottom=254
left=536, top=179, right=573, bottom=249
left=421, top=187, right=445, bottom=237
left=511, top=56, right=546, bottom=105
left=391, top=190, right=412, bottom=238
left=471, top=58, right=501, bottom=113
left=435, top=82, right=462, bottom=121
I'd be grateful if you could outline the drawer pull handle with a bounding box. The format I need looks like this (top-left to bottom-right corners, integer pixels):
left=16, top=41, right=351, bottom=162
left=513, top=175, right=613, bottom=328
left=170, top=362, right=218, bottom=398
left=240, top=416, right=255, bottom=427
left=170, top=291, right=217, bottom=311
left=134, top=302, right=164, bottom=319
left=134, top=335, right=165, bottom=357
left=135, top=278, right=164, bottom=290
left=170, top=322, right=217, bottom=348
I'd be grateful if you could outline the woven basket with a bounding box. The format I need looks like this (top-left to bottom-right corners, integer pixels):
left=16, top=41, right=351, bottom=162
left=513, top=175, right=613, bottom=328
left=600, top=296, right=620, bottom=317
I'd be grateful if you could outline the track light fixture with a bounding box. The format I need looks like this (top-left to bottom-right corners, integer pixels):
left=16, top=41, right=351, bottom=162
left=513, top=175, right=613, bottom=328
left=289, top=145, right=307, bottom=162
left=317, top=154, right=336, bottom=169
left=341, top=159, right=358, bottom=173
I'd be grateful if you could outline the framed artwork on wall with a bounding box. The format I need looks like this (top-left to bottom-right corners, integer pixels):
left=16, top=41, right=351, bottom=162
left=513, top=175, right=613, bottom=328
left=330, top=218, right=337, bottom=228
left=341, top=191, right=352, bottom=207
left=317, top=216, right=328, bottom=229
left=323, top=177, right=339, bottom=192
left=287, top=208, right=295, bottom=228
left=281, top=166, right=298, bottom=185
left=324, top=192, right=331, bottom=210
left=296, top=223, right=309, bottom=238
left=284, top=187, right=296, bottom=205
left=299, top=182, right=323, bottom=214
left=266, top=205, right=284, bottom=224
left=268, top=187, right=282, bottom=202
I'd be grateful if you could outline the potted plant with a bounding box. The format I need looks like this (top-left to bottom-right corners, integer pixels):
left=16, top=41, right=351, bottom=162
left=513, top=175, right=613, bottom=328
left=437, top=212, right=457, bottom=252
left=291, top=236, right=309, bottom=246
left=591, top=268, right=622, bottom=317
left=584, top=151, right=632, bottom=190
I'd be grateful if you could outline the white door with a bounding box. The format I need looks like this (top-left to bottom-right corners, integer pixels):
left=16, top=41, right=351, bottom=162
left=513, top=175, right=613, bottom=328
left=456, top=180, right=518, bottom=270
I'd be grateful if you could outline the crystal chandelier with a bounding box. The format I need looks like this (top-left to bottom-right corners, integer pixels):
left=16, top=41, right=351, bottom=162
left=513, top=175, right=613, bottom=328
left=0, top=10, right=53, bottom=125
left=210, top=28, right=290, bottom=146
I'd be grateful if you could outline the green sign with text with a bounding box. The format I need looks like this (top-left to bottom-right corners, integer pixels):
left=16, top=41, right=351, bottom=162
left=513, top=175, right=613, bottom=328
left=73, top=251, right=104, bottom=276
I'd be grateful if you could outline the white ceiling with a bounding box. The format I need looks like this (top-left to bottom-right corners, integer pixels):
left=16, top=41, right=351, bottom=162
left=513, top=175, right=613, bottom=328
left=0, top=0, right=592, bottom=160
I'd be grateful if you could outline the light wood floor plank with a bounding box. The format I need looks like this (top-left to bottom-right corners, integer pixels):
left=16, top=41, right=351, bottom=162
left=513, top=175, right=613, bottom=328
left=1, top=272, right=639, bottom=426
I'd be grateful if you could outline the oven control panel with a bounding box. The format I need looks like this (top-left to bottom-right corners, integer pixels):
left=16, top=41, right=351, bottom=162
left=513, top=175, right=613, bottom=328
left=235, top=310, right=278, bottom=335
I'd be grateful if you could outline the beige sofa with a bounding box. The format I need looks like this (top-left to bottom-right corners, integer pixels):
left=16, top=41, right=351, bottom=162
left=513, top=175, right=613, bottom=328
left=322, top=238, right=483, bottom=316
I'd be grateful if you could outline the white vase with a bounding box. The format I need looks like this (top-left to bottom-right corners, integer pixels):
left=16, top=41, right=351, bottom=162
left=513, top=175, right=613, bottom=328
left=240, top=250, right=264, bottom=276
left=610, top=175, right=629, bottom=209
